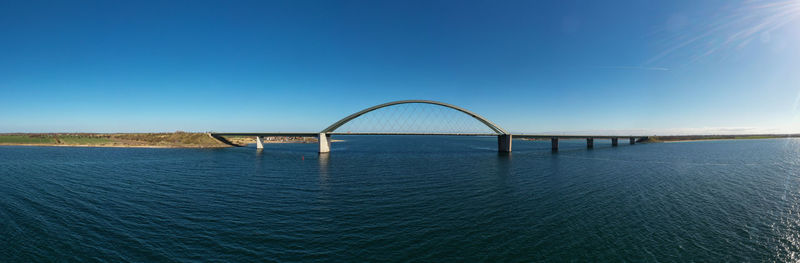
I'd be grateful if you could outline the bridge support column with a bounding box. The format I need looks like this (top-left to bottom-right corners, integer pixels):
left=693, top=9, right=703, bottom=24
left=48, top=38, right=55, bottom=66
left=498, top=134, right=512, bottom=153
left=612, top=138, right=618, bottom=146
left=256, top=136, right=264, bottom=149
left=587, top=138, right=594, bottom=149
left=629, top=138, right=636, bottom=145
left=551, top=138, right=559, bottom=152
left=318, top=133, right=331, bottom=153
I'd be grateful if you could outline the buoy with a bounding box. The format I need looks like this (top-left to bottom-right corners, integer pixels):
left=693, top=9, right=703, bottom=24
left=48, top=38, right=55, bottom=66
left=302, top=156, right=304, bottom=160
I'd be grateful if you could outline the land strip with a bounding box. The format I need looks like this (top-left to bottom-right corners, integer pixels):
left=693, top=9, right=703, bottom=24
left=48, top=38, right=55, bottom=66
left=0, top=133, right=336, bottom=148
left=0, top=133, right=233, bottom=148
left=643, top=134, right=800, bottom=142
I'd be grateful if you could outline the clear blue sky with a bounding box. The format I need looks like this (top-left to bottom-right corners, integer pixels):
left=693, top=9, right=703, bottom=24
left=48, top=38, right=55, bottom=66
left=2, top=0, right=799, bottom=134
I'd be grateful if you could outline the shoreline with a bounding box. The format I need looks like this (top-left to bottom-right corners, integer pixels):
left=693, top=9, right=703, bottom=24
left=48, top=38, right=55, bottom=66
left=659, top=137, right=790, bottom=143
left=0, top=133, right=233, bottom=149
left=0, top=143, right=230, bottom=148
left=0, top=140, right=345, bottom=149
left=644, top=135, right=798, bottom=143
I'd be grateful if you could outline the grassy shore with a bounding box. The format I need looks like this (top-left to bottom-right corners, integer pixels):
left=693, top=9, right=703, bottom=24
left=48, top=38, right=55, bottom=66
left=0, top=133, right=230, bottom=148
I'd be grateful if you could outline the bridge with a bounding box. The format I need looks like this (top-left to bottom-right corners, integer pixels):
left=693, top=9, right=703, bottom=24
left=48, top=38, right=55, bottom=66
left=210, top=100, right=647, bottom=153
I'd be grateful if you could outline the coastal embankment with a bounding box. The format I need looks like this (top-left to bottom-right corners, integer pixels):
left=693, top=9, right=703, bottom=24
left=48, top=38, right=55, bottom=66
left=0, top=132, right=231, bottom=148
left=0, top=132, right=328, bottom=148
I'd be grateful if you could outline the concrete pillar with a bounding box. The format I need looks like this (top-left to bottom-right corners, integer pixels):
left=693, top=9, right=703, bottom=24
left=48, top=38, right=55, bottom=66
left=551, top=137, right=559, bottom=152
left=497, top=134, right=512, bottom=153
left=256, top=136, right=264, bottom=149
left=629, top=138, right=636, bottom=145
left=611, top=138, right=618, bottom=146
left=318, top=133, right=331, bottom=153
left=586, top=138, right=594, bottom=149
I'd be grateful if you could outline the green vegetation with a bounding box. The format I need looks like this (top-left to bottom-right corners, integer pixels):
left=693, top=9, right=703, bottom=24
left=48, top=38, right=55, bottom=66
left=0, top=132, right=229, bottom=148
left=110, top=132, right=227, bottom=147
left=0, top=134, right=57, bottom=144
left=57, top=135, right=114, bottom=145
left=0, top=134, right=117, bottom=145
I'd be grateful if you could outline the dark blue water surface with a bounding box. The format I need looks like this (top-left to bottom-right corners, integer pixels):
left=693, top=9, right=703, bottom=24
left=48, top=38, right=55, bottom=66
left=2, top=137, right=800, bottom=261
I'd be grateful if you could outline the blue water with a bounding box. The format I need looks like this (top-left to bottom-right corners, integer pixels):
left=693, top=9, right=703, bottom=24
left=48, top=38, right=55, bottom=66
left=1, top=137, right=799, bottom=261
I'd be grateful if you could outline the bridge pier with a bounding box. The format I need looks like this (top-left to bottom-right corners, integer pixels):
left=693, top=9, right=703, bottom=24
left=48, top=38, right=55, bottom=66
left=630, top=138, right=636, bottom=144
left=612, top=138, right=618, bottom=146
left=586, top=138, right=594, bottom=149
left=551, top=138, right=559, bottom=152
left=256, top=136, right=264, bottom=149
left=498, top=134, right=512, bottom=153
left=318, top=133, right=331, bottom=153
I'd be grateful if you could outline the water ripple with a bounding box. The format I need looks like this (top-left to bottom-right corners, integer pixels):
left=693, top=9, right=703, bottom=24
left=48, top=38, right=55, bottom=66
left=1, top=138, right=799, bottom=261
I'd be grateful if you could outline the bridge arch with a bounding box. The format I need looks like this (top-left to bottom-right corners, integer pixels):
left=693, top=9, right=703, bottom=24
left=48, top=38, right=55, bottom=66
left=320, top=100, right=509, bottom=135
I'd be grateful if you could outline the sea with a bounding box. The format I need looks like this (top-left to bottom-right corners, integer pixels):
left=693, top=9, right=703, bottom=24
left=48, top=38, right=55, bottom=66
left=1, top=136, right=799, bottom=261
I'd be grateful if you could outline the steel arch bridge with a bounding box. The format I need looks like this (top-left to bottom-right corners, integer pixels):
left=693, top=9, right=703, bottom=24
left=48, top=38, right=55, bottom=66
left=322, top=100, right=508, bottom=135
left=210, top=100, right=646, bottom=153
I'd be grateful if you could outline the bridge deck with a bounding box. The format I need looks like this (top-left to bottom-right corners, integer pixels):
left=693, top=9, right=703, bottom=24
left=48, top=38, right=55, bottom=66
left=514, top=135, right=643, bottom=139
left=211, top=133, right=645, bottom=139
left=211, top=132, right=319, bottom=137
